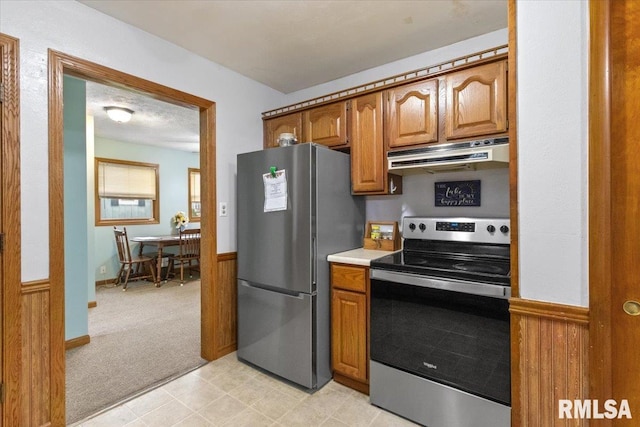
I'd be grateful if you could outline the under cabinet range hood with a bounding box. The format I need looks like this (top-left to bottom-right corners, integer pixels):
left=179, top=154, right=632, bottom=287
left=387, top=137, right=509, bottom=174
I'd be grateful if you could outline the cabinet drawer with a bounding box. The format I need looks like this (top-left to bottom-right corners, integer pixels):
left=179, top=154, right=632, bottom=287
left=331, top=264, right=367, bottom=293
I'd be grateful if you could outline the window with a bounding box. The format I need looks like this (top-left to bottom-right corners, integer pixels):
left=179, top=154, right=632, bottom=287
left=188, top=168, right=201, bottom=220
left=95, top=157, right=160, bottom=225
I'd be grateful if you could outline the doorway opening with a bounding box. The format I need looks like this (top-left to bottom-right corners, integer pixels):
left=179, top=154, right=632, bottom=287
left=48, top=50, right=219, bottom=424
left=63, top=76, right=207, bottom=423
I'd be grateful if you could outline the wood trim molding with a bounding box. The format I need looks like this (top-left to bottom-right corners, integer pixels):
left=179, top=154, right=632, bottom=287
left=217, top=252, right=237, bottom=262
left=509, top=297, right=589, bottom=325
left=588, top=0, right=613, bottom=411
left=21, top=281, right=51, bottom=295
left=263, top=47, right=508, bottom=119
left=95, top=278, right=115, bottom=287
left=199, top=102, right=218, bottom=359
left=21, top=279, right=50, bottom=287
left=65, top=335, right=90, bottom=350
left=507, top=0, right=519, bottom=300
left=48, top=49, right=217, bottom=426
left=48, top=49, right=67, bottom=427
left=88, top=301, right=97, bottom=309
left=506, top=4, right=521, bottom=426
left=0, top=32, right=23, bottom=427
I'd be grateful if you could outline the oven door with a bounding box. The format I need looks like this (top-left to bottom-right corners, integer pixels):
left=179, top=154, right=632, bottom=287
left=370, top=269, right=511, bottom=407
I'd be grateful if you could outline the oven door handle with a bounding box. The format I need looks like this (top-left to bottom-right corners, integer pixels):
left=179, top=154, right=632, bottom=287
left=370, top=269, right=511, bottom=299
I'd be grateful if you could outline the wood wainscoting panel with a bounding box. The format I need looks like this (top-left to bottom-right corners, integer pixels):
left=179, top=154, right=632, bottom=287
left=510, top=298, right=589, bottom=427
left=21, top=283, right=51, bottom=426
left=216, top=252, right=237, bottom=357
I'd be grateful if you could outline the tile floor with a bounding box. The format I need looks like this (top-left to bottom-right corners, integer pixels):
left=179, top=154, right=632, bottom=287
left=74, top=352, right=419, bottom=427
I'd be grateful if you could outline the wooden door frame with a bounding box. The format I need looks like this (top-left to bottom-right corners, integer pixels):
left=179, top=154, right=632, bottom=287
left=48, top=50, right=217, bottom=425
left=506, top=1, right=521, bottom=425
left=0, top=32, right=23, bottom=427
left=588, top=0, right=613, bottom=414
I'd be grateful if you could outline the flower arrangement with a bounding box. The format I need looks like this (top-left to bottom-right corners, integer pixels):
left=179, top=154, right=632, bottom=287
left=172, top=211, right=189, bottom=229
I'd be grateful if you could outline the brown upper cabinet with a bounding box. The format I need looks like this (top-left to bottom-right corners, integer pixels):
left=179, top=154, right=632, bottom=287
left=262, top=57, right=507, bottom=193
left=445, top=60, right=507, bottom=140
left=350, top=92, right=401, bottom=195
left=263, top=112, right=303, bottom=148
left=350, top=92, right=385, bottom=194
left=386, top=79, right=439, bottom=149
left=302, top=101, right=349, bottom=148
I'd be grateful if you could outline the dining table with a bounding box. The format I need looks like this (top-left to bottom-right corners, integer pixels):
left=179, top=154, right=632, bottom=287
left=130, top=235, right=181, bottom=285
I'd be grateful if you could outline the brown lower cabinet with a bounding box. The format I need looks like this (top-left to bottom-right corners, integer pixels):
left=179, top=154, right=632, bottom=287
left=330, top=263, right=370, bottom=394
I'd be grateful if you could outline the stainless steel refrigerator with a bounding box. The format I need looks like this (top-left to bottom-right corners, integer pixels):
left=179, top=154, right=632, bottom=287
left=236, top=143, right=365, bottom=390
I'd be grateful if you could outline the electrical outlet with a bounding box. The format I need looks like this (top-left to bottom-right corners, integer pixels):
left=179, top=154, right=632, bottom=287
left=219, top=202, right=228, bottom=217
left=99, top=265, right=106, bottom=274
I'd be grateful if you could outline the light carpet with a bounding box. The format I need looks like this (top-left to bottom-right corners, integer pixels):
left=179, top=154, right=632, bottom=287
left=66, top=279, right=207, bottom=425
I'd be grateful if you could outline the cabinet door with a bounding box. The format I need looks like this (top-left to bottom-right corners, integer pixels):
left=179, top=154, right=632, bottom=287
left=331, top=289, right=367, bottom=382
left=445, top=61, right=507, bottom=140
left=263, top=113, right=303, bottom=148
left=302, top=102, right=348, bottom=148
left=350, top=92, right=385, bottom=193
left=387, top=79, right=439, bottom=148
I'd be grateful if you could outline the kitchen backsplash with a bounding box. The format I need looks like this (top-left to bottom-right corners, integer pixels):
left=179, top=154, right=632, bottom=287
left=365, top=167, right=510, bottom=223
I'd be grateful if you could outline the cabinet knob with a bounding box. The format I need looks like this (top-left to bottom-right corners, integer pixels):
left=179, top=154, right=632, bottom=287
left=623, top=300, right=640, bottom=316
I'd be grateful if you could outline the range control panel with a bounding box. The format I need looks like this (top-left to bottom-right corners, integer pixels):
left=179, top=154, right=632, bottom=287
left=403, top=217, right=510, bottom=244
left=435, top=221, right=475, bottom=232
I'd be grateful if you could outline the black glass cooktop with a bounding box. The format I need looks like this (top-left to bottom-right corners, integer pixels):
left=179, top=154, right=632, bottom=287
left=371, top=240, right=511, bottom=286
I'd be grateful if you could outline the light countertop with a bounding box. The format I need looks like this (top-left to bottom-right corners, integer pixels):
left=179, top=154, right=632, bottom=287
left=327, top=247, right=399, bottom=266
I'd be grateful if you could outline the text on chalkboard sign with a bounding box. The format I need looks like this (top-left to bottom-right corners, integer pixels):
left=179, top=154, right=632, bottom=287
left=435, top=180, right=481, bottom=207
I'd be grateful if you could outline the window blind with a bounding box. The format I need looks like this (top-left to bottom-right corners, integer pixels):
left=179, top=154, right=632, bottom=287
left=98, top=161, right=157, bottom=200
left=190, top=171, right=201, bottom=202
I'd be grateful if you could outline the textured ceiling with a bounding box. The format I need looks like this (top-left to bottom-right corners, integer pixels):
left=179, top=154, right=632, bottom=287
left=86, top=81, right=200, bottom=152
left=77, top=0, right=507, bottom=151
left=79, top=0, right=507, bottom=93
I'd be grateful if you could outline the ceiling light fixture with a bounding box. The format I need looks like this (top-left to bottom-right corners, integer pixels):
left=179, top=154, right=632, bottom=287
left=104, top=106, right=134, bottom=123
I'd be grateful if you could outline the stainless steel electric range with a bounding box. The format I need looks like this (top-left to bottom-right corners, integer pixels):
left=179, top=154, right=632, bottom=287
left=369, top=217, right=511, bottom=427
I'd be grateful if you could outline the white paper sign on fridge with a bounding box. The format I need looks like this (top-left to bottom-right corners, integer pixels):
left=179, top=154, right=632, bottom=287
left=263, top=169, right=287, bottom=212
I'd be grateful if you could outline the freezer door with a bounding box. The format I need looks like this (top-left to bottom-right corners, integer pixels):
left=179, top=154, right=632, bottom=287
left=237, top=280, right=314, bottom=389
left=237, top=144, right=313, bottom=294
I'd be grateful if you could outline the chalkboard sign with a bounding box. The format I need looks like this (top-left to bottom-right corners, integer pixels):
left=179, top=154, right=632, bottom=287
left=435, top=180, right=481, bottom=207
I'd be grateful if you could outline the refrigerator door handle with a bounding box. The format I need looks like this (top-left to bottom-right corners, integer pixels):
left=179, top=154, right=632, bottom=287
left=239, top=280, right=306, bottom=299
left=312, top=236, right=317, bottom=286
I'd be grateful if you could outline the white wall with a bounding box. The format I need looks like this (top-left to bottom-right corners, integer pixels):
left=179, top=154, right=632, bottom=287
left=0, top=0, right=286, bottom=281
left=516, top=0, right=588, bottom=306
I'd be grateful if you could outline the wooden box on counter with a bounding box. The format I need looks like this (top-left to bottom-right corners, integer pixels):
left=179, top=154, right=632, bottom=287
left=363, top=221, right=401, bottom=251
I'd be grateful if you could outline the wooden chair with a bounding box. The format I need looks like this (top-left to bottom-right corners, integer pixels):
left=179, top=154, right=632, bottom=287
left=113, top=227, right=157, bottom=290
left=167, top=228, right=201, bottom=285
